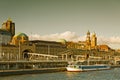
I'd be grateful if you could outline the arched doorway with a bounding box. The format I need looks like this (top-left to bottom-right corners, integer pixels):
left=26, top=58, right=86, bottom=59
left=22, top=49, right=32, bottom=60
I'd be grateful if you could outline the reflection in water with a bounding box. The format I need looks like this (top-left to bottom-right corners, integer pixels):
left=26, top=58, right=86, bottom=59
left=66, top=72, right=79, bottom=78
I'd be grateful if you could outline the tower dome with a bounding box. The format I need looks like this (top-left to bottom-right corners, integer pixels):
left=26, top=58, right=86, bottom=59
left=14, top=32, right=28, bottom=38
left=57, top=39, right=67, bottom=44
left=87, top=30, right=90, bottom=35
left=12, top=32, right=29, bottom=45
left=92, top=32, right=96, bottom=37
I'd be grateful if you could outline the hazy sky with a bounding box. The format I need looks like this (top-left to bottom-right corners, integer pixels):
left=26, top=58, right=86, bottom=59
left=0, top=0, right=120, bottom=49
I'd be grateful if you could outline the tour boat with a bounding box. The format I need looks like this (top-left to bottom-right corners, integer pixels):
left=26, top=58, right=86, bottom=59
left=66, top=61, right=110, bottom=72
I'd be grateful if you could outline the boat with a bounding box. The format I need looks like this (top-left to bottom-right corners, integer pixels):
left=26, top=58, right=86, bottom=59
left=66, top=61, right=111, bottom=72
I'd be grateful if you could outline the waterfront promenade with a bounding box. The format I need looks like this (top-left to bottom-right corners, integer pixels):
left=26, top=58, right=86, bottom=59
left=0, top=60, right=67, bottom=76
left=0, top=60, right=120, bottom=76
left=0, top=50, right=120, bottom=76
left=0, top=67, right=66, bottom=76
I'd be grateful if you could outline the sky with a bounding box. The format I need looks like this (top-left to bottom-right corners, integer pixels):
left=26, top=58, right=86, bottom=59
left=0, top=0, right=120, bottom=49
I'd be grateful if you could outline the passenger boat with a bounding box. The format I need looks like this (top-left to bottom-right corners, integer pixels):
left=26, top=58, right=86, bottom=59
left=66, top=61, right=110, bottom=72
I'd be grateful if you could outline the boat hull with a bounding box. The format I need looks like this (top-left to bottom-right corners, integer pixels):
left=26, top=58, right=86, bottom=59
left=66, top=67, right=82, bottom=72
left=66, top=65, right=110, bottom=72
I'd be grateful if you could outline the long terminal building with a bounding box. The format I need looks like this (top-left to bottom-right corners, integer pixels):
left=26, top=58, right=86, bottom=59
left=0, top=18, right=115, bottom=61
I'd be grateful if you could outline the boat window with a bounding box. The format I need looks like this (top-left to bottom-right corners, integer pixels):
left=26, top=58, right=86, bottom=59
left=79, top=66, right=81, bottom=68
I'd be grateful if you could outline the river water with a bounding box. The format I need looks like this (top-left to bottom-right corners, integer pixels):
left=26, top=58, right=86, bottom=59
left=0, top=68, right=120, bottom=80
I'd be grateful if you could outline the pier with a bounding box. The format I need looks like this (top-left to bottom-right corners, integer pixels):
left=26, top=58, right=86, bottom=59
left=0, top=60, right=67, bottom=70
left=0, top=67, right=66, bottom=76
left=0, top=60, right=67, bottom=76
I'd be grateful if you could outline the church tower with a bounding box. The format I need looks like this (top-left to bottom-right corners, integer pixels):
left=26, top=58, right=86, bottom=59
left=91, top=32, right=97, bottom=49
left=2, top=18, right=15, bottom=37
left=86, top=30, right=91, bottom=50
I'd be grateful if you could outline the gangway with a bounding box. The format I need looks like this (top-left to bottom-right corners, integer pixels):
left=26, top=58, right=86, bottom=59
left=27, top=53, right=58, bottom=60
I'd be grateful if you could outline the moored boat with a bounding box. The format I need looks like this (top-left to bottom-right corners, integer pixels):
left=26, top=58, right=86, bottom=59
left=66, top=64, right=110, bottom=72
left=66, top=61, right=110, bottom=72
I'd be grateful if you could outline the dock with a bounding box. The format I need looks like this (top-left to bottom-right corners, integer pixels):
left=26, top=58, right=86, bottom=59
left=0, top=67, right=66, bottom=76
left=0, top=60, right=67, bottom=76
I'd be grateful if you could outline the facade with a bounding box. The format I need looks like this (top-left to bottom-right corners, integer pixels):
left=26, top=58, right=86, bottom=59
left=0, top=18, right=15, bottom=45
left=0, top=18, right=67, bottom=60
left=0, top=18, right=113, bottom=61
left=29, top=40, right=66, bottom=55
left=0, top=29, right=11, bottom=45
left=1, top=18, right=15, bottom=37
left=91, top=32, right=97, bottom=49
left=0, top=40, right=67, bottom=60
left=66, top=41, right=84, bottom=49
left=86, top=30, right=91, bottom=49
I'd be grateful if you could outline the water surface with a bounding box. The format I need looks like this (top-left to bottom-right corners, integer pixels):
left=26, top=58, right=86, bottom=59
left=0, top=68, right=120, bottom=80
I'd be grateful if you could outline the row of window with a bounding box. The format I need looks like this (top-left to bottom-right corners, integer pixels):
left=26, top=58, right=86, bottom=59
left=81, top=65, right=108, bottom=69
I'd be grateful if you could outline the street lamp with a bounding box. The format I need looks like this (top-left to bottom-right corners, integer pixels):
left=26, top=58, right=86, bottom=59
left=0, top=35, right=3, bottom=61
left=19, top=40, right=20, bottom=60
left=48, top=45, right=50, bottom=55
left=18, top=37, right=21, bottom=60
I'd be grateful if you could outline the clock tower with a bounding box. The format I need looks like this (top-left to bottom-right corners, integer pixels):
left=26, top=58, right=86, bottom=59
left=86, top=30, right=91, bottom=50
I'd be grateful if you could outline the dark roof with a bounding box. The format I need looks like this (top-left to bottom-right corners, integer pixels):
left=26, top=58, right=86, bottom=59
left=29, top=40, right=62, bottom=44
left=0, top=29, right=11, bottom=35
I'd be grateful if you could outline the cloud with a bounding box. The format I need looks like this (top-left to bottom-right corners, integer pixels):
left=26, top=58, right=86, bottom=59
left=109, top=37, right=120, bottom=44
left=97, top=36, right=120, bottom=49
left=29, top=31, right=86, bottom=42
left=97, top=36, right=120, bottom=44
left=29, top=31, right=120, bottom=49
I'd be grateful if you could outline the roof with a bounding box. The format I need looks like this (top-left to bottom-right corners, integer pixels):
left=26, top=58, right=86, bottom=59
left=14, top=32, right=28, bottom=38
left=57, top=39, right=67, bottom=44
left=7, top=18, right=12, bottom=22
left=0, top=29, right=11, bottom=35
left=29, top=40, right=62, bottom=44
left=97, top=44, right=111, bottom=50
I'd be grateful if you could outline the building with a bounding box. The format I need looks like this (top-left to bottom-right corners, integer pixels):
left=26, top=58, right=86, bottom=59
left=0, top=18, right=15, bottom=45
left=0, top=19, right=67, bottom=60
left=0, top=18, right=114, bottom=61
left=66, top=30, right=97, bottom=50
left=1, top=18, right=15, bottom=37
left=97, top=45, right=112, bottom=51
left=29, top=40, right=66, bottom=55
left=91, top=32, right=97, bottom=49
left=0, top=29, right=11, bottom=45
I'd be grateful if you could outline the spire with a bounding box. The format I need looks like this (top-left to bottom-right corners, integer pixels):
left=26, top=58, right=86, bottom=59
left=92, top=32, right=96, bottom=37
left=7, top=17, right=12, bottom=22
left=87, top=30, right=90, bottom=35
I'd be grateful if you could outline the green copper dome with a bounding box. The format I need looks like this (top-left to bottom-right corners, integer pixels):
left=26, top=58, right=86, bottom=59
left=13, top=32, right=29, bottom=40
left=57, top=39, right=67, bottom=44
left=14, top=32, right=28, bottom=37
left=12, top=32, right=29, bottom=45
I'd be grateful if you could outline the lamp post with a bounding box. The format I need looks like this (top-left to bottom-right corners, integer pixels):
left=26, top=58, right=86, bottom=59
left=0, top=35, right=3, bottom=60
left=18, top=37, right=21, bottom=60
left=48, top=45, right=50, bottom=55
left=0, top=35, right=1, bottom=58
left=19, top=40, right=21, bottom=60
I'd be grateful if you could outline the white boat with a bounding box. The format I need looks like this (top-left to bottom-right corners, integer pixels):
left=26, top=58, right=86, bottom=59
left=66, top=61, right=110, bottom=72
